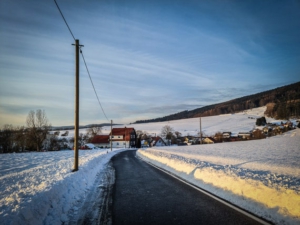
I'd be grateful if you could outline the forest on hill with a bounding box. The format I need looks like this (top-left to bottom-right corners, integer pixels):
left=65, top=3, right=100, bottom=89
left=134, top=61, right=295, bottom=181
left=135, top=81, right=300, bottom=124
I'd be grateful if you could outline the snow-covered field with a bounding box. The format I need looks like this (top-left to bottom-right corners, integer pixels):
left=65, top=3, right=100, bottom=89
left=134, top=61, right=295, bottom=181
left=0, top=148, right=129, bottom=225
left=69, top=106, right=270, bottom=137
left=1, top=106, right=299, bottom=225
left=101, top=106, right=294, bottom=137
left=137, top=129, right=300, bottom=225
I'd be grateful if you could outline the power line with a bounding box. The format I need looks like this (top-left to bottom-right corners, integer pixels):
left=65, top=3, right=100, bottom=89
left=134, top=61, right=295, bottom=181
left=54, top=0, right=110, bottom=122
left=80, top=48, right=110, bottom=121
left=54, top=0, right=76, bottom=41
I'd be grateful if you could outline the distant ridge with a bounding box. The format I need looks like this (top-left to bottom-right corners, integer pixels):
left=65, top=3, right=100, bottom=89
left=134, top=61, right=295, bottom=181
left=134, top=81, right=300, bottom=124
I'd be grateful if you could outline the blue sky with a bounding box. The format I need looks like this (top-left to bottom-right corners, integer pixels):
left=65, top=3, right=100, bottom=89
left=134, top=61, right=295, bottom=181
left=1, top=0, right=300, bottom=127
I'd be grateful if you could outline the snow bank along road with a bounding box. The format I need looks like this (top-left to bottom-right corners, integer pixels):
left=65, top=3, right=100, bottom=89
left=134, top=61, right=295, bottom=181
left=0, top=148, right=128, bottom=225
left=112, top=150, right=266, bottom=225
left=137, top=129, right=300, bottom=225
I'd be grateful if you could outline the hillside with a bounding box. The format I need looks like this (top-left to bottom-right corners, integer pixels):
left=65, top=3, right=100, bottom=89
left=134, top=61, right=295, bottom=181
left=135, top=81, right=300, bottom=123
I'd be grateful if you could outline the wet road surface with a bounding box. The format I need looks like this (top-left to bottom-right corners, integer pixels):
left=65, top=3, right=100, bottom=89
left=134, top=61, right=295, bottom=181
left=111, top=150, right=264, bottom=225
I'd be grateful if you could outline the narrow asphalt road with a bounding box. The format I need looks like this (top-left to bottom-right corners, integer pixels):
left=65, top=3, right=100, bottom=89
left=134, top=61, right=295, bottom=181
left=111, top=150, right=263, bottom=225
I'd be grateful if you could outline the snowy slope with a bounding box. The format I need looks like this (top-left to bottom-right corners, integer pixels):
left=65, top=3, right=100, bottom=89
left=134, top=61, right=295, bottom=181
left=60, top=107, right=292, bottom=138
left=0, top=148, right=129, bottom=225
left=137, top=129, right=300, bottom=225
left=102, top=106, right=290, bottom=136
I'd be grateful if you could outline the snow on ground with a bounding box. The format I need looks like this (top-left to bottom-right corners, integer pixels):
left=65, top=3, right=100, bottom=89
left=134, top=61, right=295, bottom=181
left=137, top=129, right=300, bottom=225
left=1, top=106, right=299, bottom=224
left=60, top=107, right=295, bottom=139
left=102, top=106, right=293, bottom=136
left=0, top=148, right=129, bottom=225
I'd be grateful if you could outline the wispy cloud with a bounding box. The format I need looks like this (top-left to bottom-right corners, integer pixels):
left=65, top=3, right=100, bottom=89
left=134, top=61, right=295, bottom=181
left=1, top=0, right=299, bottom=126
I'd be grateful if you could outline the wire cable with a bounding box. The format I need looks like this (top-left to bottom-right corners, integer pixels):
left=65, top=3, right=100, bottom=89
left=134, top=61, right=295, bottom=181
left=54, top=0, right=110, bottom=122
left=80, top=48, right=110, bottom=121
left=54, top=0, right=76, bottom=41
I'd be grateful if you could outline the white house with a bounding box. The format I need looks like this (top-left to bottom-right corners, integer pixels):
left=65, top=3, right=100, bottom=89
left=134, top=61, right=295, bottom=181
left=150, top=136, right=167, bottom=147
left=109, top=127, right=137, bottom=148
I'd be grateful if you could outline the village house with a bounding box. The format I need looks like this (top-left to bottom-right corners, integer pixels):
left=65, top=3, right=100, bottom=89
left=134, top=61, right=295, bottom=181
left=150, top=136, right=167, bottom=147
left=90, top=135, right=110, bottom=148
left=183, top=136, right=193, bottom=145
left=229, top=136, right=240, bottom=142
left=238, top=132, right=252, bottom=140
left=252, top=129, right=266, bottom=139
left=284, top=121, right=293, bottom=129
left=109, top=127, right=137, bottom=148
left=190, top=137, right=202, bottom=145
left=273, top=125, right=284, bottom=135
left=187, top=136, right=204, bottom=145
left=263, top=126, right=273, bottom=134
left=222, top=132, right=232, bottom=141
left=222, top=132, right=231, bottom=139
left=202, top=137, right=216, bottom=144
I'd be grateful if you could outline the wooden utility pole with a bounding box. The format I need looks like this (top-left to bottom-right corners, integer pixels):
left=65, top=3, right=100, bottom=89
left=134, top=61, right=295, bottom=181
left=72, top=39, right=83, bottom=172
left=200, top=117, right=202, bottom=144
left=125, top=127, right=126, bottom=148
left=110, top=120, right=113, bottom=151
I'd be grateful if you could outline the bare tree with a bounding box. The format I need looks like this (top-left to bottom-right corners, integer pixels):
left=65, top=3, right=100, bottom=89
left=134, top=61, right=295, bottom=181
left=26, top=109, right=51, bottom=151
left=136, top=130, right=143, bottom=138
left=161, top=125, right=174, bottom=137
left=161, top=125, right=174, bottom=145
left=47, top=131, right=61, bottom=151
left=141, top=132, right=149, bottom=140
left=174, top=131, right=182, bottom=138
left=87, top=126, right=102, bottom=141
left=136, top=130, right=149, bottom=140
left=78, top=133, right=89, bottom=147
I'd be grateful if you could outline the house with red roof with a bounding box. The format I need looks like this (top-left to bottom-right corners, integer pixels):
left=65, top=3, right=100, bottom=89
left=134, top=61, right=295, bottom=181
left=109, top=127, right=137, bottom=148
left=150, top=136, right=167, bottom=147
left=90, top=135, right=110, bottom=148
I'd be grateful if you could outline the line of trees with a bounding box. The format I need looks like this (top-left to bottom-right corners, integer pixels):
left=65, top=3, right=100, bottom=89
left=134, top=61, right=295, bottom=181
left=0, top=109, right=51, bottom=153
left=265, top=101, right=300, bottom=120
left=135, top=125, right=180, bottom=146
left=0, top=109, right=103, bottom=153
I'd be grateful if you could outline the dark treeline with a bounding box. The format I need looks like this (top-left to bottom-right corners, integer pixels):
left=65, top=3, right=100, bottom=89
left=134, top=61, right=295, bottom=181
left=0, top=109, right=106, bottom=153
left=135, top=81, right=300, bottom=124
left=0, top=110, right=51, bottom=153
